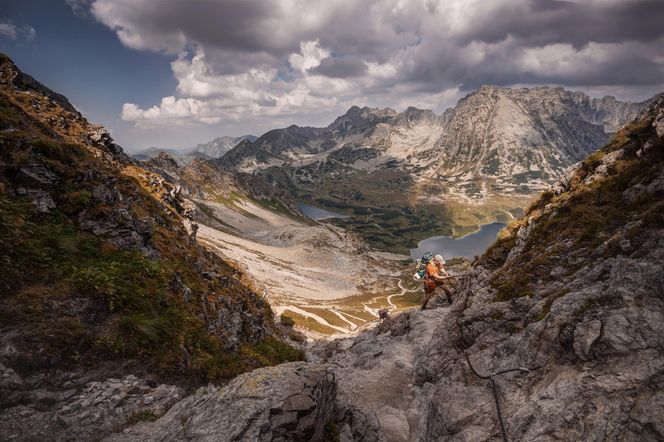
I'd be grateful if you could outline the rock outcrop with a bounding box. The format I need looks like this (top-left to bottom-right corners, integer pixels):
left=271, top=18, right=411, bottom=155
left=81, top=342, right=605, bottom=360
left=1, top=369, right=184, bottom=441
left=107, top=362, right=336, bottom=442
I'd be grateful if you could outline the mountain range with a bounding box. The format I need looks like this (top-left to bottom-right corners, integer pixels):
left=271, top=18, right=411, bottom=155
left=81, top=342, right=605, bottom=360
left=223, top=86, right=648, bottom=199
left=215, top=86, right=651, bottom=250
left=104, top=93, right=664, bottom=442
left=132, top=135, right=257, bottom=165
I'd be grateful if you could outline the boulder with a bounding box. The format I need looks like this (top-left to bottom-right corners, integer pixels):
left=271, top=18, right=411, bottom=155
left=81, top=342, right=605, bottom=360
left=107, top=362, right=337, bottom=442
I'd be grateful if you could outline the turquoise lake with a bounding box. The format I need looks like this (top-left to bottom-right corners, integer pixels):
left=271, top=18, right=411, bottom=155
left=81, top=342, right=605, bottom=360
left=410, top=222, right=506, bottom=260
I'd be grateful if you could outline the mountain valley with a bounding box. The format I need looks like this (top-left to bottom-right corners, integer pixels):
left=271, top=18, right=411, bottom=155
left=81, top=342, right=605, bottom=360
left=139, top=149, right=418, bottom=339
left=0, top=52, right=663, bottom=442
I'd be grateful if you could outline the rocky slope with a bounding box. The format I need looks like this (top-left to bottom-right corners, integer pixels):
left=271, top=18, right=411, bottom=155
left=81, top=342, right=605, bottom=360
left=0, top=55, right=301, bottom=440
left=113, top=94, right=664, bottom=441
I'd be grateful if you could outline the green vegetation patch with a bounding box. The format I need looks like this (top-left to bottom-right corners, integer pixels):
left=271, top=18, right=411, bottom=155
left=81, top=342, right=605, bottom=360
left=299, top=306, right=350, bottom=329
left=0, top=103, right=302, bottom=384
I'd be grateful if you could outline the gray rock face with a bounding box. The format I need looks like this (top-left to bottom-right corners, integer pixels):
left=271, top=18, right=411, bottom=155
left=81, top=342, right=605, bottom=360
left=650, top=94, right=664, bottom=138
left=432, top=86, right=647, bottom=197
left=107, top=362, right=337, bottom=442
left=573, top=319, right=602, bottom=361
left=0, top=373, right=184, bottom=441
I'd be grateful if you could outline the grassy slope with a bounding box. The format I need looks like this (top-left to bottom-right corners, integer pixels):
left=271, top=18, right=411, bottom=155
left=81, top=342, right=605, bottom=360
left=0, top=56, right=302, bottom=385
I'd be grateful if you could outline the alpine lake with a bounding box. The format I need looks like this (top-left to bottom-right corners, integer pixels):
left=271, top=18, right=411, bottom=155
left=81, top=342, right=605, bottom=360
left=409, top=221, right=506, bottom=260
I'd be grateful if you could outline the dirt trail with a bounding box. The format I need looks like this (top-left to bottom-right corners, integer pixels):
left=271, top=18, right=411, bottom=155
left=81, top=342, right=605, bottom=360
left=272, top=306, right=350, bottom=334
left=329, top=310, right=358, bottom=330
left=387, top=280, right=420, bottom=308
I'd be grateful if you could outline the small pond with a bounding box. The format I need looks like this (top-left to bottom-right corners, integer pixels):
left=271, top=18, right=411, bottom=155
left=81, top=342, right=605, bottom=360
left=297, top=203, right=350, bottom=220
left=410, top=222, right=506, bottom=260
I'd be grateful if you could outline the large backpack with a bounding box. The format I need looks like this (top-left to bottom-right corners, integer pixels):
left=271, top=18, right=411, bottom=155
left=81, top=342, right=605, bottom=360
left=413, top=252, right=434, bottom=281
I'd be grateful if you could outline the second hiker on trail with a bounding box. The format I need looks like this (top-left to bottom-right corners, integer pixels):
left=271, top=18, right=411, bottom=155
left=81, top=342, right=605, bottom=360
left=422, top=254, right=454, bottom=309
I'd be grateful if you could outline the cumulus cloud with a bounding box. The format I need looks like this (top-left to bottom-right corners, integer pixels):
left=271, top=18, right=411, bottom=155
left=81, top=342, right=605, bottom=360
left=78, top=0, right=664, bottom=128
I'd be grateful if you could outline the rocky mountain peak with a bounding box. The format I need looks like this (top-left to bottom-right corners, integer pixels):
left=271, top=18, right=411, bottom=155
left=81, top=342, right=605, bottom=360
left=433, top=84, right=649, bottom=196
left=191, top=134, right=257, bottom=159
left=476, top=84, right=503, bottom=93
left=0, top=54, right=79, bottom=116
left=328, top=105, right=397, bottom=132
left=392, top=106, right=438, bottom=127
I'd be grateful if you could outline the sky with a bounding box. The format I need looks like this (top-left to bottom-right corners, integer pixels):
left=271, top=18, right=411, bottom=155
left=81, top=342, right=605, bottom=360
left=1, top=0, right=664, bottom=152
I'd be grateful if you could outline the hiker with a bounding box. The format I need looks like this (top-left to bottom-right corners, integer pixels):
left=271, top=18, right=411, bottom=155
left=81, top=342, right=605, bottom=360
left=421, top=254, right=454, bottom=309
left=378, top=308, right=389, bottom=321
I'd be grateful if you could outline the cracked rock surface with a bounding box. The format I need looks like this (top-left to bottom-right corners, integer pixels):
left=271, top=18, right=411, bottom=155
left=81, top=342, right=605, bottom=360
left=106, top=362, right=336, bottom=442
left=0, top=370, right=184, bottom=441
